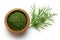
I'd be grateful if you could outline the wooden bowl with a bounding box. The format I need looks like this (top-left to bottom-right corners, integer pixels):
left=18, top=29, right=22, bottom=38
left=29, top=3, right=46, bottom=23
left=4, top=8, right=30, bottom=34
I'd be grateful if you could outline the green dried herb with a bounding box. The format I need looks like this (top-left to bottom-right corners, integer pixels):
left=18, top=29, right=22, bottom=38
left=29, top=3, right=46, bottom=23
left=30, top=4, right=57, bottom=30
left=7, top=11, right=27, bottom=31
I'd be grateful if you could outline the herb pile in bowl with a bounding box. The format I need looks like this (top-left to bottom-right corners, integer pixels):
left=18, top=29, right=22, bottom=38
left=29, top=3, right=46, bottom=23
left=7, top=11, right=27, bottom=31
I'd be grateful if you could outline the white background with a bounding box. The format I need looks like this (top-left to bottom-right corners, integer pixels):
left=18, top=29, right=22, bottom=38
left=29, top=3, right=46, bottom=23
left=0, top=0, right=60, bottom=40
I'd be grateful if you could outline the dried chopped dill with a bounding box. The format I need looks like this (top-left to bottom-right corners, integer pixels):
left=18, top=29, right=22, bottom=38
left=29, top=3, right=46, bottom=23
left=7, top=11, right=27, bottom=31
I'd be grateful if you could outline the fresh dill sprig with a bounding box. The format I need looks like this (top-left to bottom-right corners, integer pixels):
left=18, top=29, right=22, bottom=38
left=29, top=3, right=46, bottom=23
left=30, top=4, right=57, bottom=30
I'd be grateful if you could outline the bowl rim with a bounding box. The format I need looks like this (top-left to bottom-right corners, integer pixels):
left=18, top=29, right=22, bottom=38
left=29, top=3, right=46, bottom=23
left=4, top=8, right=30, bottom=34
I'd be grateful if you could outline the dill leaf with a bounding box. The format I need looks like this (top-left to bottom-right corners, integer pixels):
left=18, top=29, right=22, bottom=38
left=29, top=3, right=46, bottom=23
left=30, top=4, right=57, bottom=30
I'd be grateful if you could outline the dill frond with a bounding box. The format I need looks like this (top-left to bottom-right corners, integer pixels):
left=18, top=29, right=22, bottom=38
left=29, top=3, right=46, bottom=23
left=30, top=4, right=57, bottom=30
